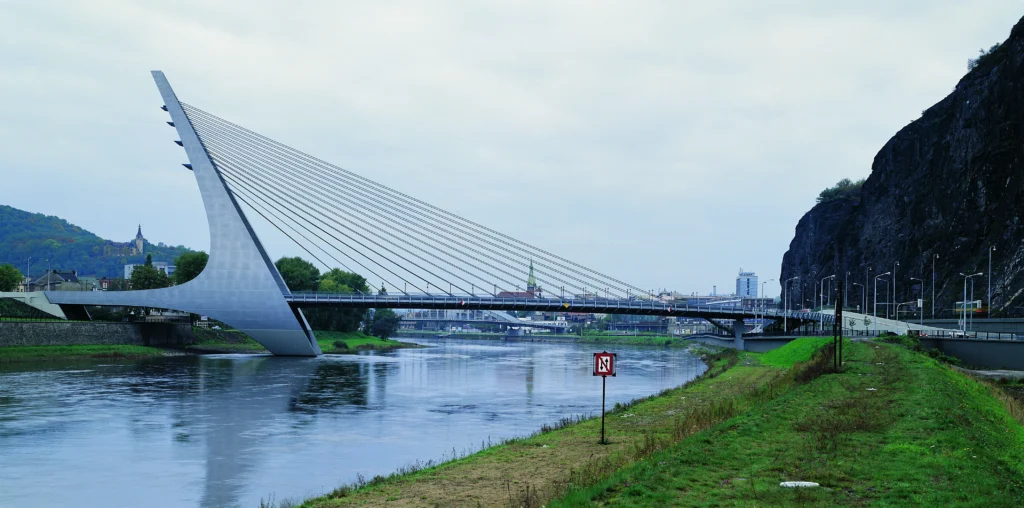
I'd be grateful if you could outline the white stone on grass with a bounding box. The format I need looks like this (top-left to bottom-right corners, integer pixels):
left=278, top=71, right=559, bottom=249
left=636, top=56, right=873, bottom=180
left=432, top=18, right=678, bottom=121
left=780, top=481, right=820, bottom=488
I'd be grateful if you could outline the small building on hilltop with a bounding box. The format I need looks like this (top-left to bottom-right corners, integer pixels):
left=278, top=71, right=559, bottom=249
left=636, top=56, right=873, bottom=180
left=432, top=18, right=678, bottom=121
left=103, top=225, right=146, bottom=257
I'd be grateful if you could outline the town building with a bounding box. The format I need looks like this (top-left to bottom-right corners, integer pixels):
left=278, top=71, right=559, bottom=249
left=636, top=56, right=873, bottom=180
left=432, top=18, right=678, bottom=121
left=124, top=262, right=175, bottom=279
left=736, top=270, right=758, bottom=298
left=24, top=270, right=95, bottom=291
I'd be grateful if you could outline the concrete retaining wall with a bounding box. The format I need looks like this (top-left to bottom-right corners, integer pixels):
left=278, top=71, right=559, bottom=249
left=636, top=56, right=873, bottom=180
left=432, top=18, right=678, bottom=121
left=0, top=322, right=196, bottom=347
left=922, top=319, right=1024, bottom=334
left=920, top=338, right=1024, bottom=370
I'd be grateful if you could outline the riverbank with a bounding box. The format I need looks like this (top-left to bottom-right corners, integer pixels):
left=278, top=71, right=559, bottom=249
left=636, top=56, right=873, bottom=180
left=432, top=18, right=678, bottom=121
left=315, top=331, right=421, bottom=354
left=0, top=328, right=420, bottom=360
left=298, top=337, right=1024, bottom=506
left=0, top=344, right=175, bottom=363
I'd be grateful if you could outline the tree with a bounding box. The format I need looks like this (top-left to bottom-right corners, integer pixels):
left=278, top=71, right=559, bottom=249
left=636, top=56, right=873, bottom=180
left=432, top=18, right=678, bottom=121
left=319, top=268, right=369, bottom=294
left=0, top=263, right=23, bottom=292
left=173, top=251, right=208, bottom=285
left=304, top=268, right=370, bottom=332
left=130, top=254, right=170, bottom=291
left=275, top=256, right=320, bottom=292
left=369, top=308, right=401, bottom=340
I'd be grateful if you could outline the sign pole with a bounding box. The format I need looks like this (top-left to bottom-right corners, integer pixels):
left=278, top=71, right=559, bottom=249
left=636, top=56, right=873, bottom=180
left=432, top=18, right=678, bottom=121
left=593, top=351, right=616, bottom=445
left=601, top=375, right=607, bottom=444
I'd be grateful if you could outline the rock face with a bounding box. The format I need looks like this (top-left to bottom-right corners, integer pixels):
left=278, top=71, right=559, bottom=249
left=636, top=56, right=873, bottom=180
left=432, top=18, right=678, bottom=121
left=781, top=17, right=1024, bottom=318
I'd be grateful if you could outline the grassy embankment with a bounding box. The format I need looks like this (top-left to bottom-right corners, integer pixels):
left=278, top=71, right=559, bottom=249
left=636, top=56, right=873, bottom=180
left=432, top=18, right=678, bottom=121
left=295, top=336, right=1024, bottom=507
left=315, top=330, right=420, bottom=354
left=0, top=344, right=171, bottom=362
left=552, top=338, right=1024, bottom=506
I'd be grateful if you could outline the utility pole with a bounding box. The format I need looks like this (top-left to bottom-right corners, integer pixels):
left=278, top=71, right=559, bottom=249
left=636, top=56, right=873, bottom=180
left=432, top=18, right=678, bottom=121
left=27, top=257, right=31, bottom=292
left=845, top=272, right=850, bottom=309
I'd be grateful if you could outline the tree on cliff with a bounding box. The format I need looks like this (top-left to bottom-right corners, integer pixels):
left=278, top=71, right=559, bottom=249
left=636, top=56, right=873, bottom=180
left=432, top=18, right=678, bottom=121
left=130, top=255, right=170, bottom=290
left=173, top=251, right=208, bottom=285
left=0, top=263, right=23, bottom=292
left=816, top=178, right=865, bottom=203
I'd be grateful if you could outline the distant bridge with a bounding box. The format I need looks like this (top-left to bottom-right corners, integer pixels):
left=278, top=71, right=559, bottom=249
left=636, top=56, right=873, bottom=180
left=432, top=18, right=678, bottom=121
left=42, top=71, right=829, bottom=355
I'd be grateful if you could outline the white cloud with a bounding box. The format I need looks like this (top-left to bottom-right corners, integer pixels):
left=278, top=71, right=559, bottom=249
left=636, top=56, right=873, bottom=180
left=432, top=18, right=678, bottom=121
left=0, top=0, right=1020, bottom=297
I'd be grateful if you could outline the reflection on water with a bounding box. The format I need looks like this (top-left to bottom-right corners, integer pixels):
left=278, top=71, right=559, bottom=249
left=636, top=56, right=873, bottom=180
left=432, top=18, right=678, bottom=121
left=0, top=339, right=705, bottom=507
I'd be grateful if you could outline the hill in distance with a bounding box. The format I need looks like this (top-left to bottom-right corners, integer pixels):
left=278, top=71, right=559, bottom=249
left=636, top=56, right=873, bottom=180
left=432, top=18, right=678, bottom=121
left=0, top=204, right=193, bottom=279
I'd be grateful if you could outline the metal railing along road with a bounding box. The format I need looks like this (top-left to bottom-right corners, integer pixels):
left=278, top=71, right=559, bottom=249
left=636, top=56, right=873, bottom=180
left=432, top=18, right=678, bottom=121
left=746, top=329, right=1021, bottom=341
left=284, top=292, right=833, bottom=324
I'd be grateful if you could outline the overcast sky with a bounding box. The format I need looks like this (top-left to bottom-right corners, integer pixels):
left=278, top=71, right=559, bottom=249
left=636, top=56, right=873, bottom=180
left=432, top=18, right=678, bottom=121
left=1, top=1, right=1020, bottom=297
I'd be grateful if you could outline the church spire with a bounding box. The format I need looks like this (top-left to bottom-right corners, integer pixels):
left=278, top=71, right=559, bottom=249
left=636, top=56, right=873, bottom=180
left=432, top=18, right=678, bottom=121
left=136, top=224, right=143, bottom=239
left=526, top=259, right=537, bottom=291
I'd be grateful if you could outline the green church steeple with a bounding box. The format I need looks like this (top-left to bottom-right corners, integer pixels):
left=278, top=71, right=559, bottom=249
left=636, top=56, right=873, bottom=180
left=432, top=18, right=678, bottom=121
left=527, top=260, right=537, bottom=291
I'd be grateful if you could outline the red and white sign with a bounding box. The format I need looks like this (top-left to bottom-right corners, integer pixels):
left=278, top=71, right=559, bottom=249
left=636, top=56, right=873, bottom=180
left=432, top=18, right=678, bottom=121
left=593, top=352, right=616, bottom=377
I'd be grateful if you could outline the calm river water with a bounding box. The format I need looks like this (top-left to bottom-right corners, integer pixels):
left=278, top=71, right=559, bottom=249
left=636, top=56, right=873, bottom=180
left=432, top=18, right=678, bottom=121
left=0, top=338, right=705, bottom=507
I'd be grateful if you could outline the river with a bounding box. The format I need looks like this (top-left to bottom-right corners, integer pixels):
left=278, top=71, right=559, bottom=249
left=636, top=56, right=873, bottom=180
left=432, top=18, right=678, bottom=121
left=0, top=338, right=706, bottom=507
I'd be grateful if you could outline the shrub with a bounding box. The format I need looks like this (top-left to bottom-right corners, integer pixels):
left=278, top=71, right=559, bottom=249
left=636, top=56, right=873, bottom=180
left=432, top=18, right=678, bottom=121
left=968, top=43, right=1001, bottom=71
left=332, top=340, right=349, bottom=350
left=816, top=178, right=865, bottom=204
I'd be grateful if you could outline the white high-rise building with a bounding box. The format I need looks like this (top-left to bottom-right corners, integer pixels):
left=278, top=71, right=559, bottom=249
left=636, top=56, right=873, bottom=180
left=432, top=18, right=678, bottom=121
left=736, top=270, right=758, bottom=297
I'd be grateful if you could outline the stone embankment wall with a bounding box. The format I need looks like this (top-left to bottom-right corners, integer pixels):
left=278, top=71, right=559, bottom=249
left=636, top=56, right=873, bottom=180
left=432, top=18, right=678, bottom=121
left=0, top=322, right=196, bottom=347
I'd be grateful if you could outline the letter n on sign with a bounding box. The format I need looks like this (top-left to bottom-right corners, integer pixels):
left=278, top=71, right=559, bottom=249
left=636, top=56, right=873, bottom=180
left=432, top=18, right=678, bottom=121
left=593, top=352, right=616, bottom=377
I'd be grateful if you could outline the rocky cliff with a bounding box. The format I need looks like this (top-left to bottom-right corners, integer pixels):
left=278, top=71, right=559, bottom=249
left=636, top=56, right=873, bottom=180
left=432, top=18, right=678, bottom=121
left=781, top=16, right=1024, bottom=317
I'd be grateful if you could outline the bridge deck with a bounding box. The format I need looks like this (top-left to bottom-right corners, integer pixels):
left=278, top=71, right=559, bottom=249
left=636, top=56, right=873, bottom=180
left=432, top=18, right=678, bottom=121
left=284, top=293, right=832, bottom=324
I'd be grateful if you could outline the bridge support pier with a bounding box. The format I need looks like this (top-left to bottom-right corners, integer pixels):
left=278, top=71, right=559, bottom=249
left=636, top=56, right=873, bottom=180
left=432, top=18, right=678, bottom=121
left=733, top=319, right=747, bottom=351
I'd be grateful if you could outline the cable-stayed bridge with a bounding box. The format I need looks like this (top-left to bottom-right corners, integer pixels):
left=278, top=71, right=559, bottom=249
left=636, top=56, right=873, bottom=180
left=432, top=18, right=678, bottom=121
left=44, top=71, right=829, bottom=355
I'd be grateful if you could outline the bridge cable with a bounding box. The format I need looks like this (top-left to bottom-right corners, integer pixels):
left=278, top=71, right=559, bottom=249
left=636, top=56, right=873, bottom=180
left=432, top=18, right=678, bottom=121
left=181, top=104, right=645, bottom=299
left=218, top=169, right=410, bottom=294
left=195, top=124, right=553, bottom=296
left=183, top=106, right=626, bottom=298
left=215, top=160, right=430, bottom=294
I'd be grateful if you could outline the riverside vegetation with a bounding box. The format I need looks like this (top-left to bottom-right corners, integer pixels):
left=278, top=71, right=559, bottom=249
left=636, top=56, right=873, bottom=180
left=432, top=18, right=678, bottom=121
left=285, top=337, right=1024, bottom=507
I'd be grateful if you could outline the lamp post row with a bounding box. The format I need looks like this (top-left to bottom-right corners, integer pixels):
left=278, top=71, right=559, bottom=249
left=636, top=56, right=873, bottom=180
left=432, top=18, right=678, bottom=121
left=797, top=247, right=996, bottom=332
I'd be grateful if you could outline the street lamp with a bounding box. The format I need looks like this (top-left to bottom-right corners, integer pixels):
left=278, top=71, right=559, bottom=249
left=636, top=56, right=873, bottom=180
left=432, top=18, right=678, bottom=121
left=960, top=272, right=983, bottom=333
left=852, top=282, right=864, bottom=313
left=895, top=301, right=918, bottom=334
left=892, top=261, right=899, bottom=320
left=989, top=246, right=995, bottom=318
left=874, top=272, right=890, bottom=335
left=865, top=266, right=872, bottom=314
left=784, top=276, right=799, bottom=332
left=932, top=254, right=939, bottom=318
left=760, top=278, right=774, bottom=330
left=820, top=275, right=834, bottom=309
left=910, top=277, right=923, bottom=327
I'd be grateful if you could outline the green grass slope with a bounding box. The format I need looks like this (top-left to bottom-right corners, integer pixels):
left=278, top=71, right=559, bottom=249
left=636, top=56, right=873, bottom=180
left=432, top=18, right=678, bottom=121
left=551, top=341, right=1024, bottom=506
